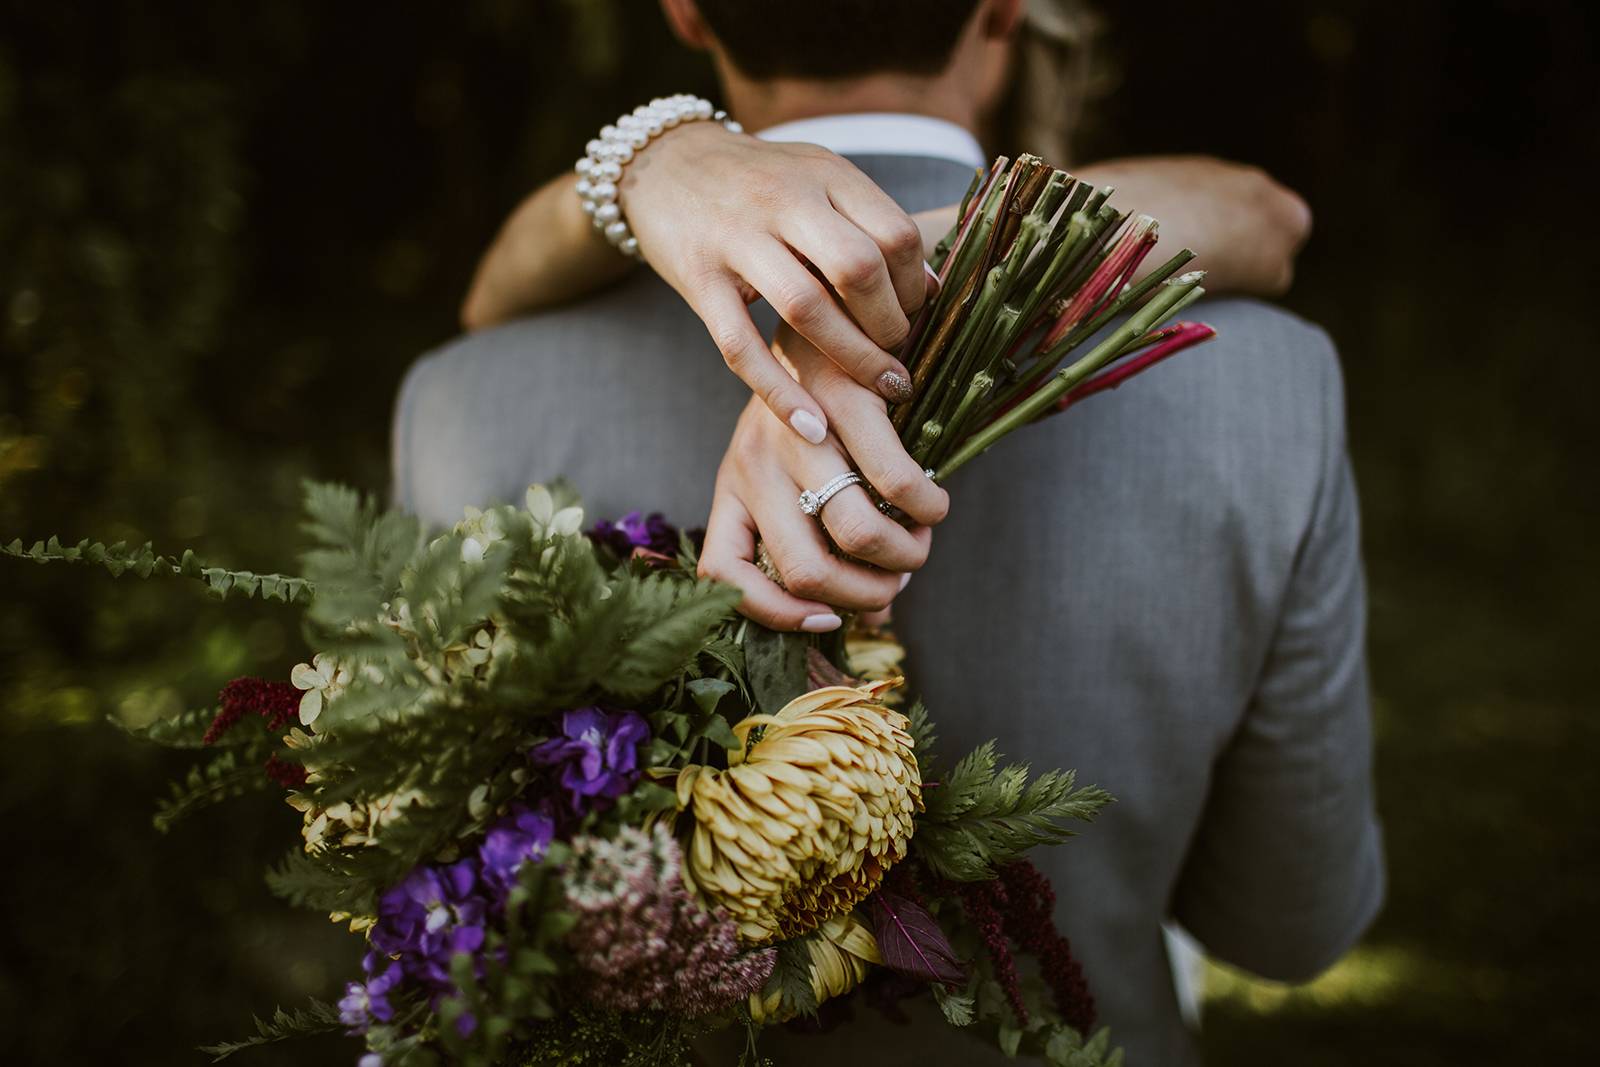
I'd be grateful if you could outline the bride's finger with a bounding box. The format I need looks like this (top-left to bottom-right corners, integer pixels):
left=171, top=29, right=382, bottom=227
left=684, top=275, right=830, bottom=445
left=730, top=239, right=911, bottom=405
left=797, top=356, right=950, bottom=527
left=777, top=205, right=912, bottom=355
left=699, top=488, right=841, bottom=633
left=827, top=172, right=930, bottom=319
left=750, top=473, right=902, bottom=613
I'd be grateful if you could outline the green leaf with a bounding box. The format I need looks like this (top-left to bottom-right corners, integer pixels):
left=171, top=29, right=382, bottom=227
left=743, top=625, right=809, bottom=715
left=686, top=676, right=734, bottom=716
left=765, top=937, right=819, bottom=1019
left=999, top=1020, right=1023, bottom=1057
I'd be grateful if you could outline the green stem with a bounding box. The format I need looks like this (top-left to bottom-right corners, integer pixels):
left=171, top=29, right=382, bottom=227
left=935, top=275, right=1206, bottom=479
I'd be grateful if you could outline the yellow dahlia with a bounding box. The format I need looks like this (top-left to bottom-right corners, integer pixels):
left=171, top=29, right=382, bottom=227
left=748, top=911, right=882, bottom=1023
left=674, top=679, right=921, bottom=943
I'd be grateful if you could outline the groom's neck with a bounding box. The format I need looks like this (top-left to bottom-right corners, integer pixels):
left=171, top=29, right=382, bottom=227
left=716, top=58, right=984, bottom=135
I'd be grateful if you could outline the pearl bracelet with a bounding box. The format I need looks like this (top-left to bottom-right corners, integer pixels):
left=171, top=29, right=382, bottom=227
left=574, top=94, right=743, bottom=260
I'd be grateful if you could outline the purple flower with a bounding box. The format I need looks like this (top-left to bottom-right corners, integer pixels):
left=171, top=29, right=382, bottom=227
left=338, top=952, right=402, bottom=1034
left=369, top=859, right=489, bottom=989
left=589, top=511, right=680, bottom=558
left=530, top=708, right=650, bottom=813
left=478, top=806, right=555, bottom=898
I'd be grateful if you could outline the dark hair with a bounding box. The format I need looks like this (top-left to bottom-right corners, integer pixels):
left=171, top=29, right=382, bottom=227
left=693, top=0, right=983, bottom=80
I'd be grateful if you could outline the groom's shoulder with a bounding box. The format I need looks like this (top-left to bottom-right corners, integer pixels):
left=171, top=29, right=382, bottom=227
left=1143, top=295, right=1345, bottom=438
left=1089, top=296, right=1349, bottom=543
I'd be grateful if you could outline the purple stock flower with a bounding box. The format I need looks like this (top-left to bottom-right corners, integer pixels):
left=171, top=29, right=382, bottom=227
left=530, top=708, right=650, bottom=813
left=338, top=952, right=402, bottom=1034
left=369, top=858, right=488, bottom=989
left=478, top=806, right=555, bottom=898
left=589, top=511, right=680, bottom=559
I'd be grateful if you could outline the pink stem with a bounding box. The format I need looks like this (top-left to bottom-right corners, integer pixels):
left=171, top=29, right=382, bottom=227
left=1041, top=220, right=1155, bottom=350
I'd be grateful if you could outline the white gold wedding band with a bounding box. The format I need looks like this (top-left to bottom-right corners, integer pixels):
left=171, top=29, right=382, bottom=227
left=798, top=472, right=863, bottom=516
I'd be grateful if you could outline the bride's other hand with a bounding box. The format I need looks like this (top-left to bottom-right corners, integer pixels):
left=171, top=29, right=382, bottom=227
left=619, top=122, right=933, bottom=445
left=698, top=394, right=943, bottom=632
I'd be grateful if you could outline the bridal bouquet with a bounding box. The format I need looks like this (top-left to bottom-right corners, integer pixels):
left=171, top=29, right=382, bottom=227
left=7, top=155, right=1214, bottom=1067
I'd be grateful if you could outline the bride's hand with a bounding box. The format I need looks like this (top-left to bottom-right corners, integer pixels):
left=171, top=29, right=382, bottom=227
left=698, top=328, right=949, bottom=631
left=620, top=121, right=934, bottom=445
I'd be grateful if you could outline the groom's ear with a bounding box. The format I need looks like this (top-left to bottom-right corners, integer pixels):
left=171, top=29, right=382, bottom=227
left=660, top=0, right=713, bottom=51
left=984, top=0, right=1025, bottom=40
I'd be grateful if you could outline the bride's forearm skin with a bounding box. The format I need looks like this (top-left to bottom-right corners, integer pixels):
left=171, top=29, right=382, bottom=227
left=460, top=172, right=628, bottom=331
left=914, top=156, right=1310, bottom=296
left=463, top=151, right=1311, bottom=338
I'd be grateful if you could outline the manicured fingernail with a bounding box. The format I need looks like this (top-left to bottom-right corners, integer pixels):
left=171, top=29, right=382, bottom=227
left=898, top=572, right=912, bottom=592
left=801, top=612, right=842, bottom=633
left=789, top=409, right=827, bottom=444
left=924, top=261, right=941, bottom=294
left=876, top=368, right=914, bottom=403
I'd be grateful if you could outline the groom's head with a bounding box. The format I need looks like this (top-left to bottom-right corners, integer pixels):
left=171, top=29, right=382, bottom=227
left=659, top=0, right=1023, bottom=131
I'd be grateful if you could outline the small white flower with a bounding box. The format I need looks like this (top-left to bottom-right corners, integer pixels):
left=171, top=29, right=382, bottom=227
left=461, top=536, right=485, bottom=564
left=290, top=653, right=349, bottom=726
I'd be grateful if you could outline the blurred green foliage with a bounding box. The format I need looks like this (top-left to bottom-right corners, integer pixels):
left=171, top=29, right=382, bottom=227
left=0, top=0, right=1594, bottom=1064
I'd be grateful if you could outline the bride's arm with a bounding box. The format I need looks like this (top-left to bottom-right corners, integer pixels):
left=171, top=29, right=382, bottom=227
left=462, top=121, right=932, bottom=450
left=464, top=141, right=1311, bottom=338
left=907, top=156, right=1312, bottom=296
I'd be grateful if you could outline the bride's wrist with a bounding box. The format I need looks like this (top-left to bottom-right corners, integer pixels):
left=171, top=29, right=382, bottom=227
left=573, top=94, right=741, bottom=260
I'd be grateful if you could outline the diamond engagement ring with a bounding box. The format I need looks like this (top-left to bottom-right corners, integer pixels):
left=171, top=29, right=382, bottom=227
left=798, top=472, right=863, bottom=516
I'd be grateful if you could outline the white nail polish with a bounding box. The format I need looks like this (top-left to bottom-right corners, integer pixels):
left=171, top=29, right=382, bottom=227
left=789, top=409, right=827, bottom=444
left=800, top=612, right=842, bottom=633
left=924, top=261, right=941, bottom=291
left=898, top=572, right=912, bottom=592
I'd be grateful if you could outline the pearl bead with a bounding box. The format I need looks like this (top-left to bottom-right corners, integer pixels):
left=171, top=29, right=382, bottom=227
left=575, top=158, right=594, bottom=176
left=620, top=236, right=640, bottom=257
left=590, top=180, right=617, bottom=201
left=586, top=139, right=605, bottom=157
left=600, top=124, right=619, bottom=140
left=580, top=199, right=597, bottom=215
left=643, top=121, right=662, bottom=137
left=612, top=143, right=634, bottom=163
left=604, top=220, right=630, bottom=243
left=725, top=120, right=743, bottom=134
left=594, top=202, right=621, bottom=223
left=597, top=160, right=622, bottom=181
left=629, top=130, right=649, bottom=148
left=575, top=178, right=593, bottom=197
left=695, top=99, right=713, bottom=118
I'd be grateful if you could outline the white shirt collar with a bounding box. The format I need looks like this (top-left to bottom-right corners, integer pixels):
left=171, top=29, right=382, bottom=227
left=756, top=112, right=986, bottom=170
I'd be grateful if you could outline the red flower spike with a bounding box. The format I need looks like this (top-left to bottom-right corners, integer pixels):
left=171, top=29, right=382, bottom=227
left=203, top=677, right=304, bottom=745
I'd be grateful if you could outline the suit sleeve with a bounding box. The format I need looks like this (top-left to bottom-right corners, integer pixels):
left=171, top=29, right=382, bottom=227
left=1171, top=341, right=1385, bottom=981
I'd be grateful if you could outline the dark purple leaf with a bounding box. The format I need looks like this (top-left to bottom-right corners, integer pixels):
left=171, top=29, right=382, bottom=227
left=869, top=891, right=965, bottom=986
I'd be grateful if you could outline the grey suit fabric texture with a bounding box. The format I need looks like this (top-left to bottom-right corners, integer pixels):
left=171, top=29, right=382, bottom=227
left=392, top=154, right=1384, bottom=1066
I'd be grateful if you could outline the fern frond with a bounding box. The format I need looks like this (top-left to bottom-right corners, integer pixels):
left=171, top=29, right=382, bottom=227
left=2, top=537, right=312, bottom=603
left=154, top=750, right=271, bottom=833
left=915, top=752, right=1112, bottom=881
left=198, top=999, right=342, bottom=1061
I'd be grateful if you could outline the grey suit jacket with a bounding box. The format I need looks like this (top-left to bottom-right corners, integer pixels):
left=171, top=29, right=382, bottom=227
left=392, top=155, right=1384, bottom=1067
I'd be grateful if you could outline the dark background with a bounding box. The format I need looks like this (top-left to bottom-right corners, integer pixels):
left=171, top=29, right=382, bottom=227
left=2, top=1, right=1596, bottom=1063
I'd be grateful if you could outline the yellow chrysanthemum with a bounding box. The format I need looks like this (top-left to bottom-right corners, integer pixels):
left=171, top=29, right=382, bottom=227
left=844, top=625, right=908, bottom=704
left=674, top=679, right=921, bottom=943
left=748, top=911, right=883, bottom=1023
